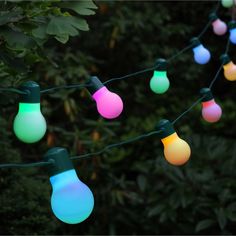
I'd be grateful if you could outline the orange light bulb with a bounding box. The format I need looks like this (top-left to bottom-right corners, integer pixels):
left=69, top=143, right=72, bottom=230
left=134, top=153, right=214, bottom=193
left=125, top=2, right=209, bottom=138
left=220, top=54, right=236, bottom=81
left=157, top=119, right=191, bottom=166
left=223, top=61, right=236, bottom=81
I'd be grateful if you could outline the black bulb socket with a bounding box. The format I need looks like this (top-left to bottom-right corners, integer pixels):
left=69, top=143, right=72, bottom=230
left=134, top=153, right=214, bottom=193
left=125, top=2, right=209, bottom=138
left=44, top=147, right=74, bottom=177
left=228, top=20, right=236, bottom=30
left=19, top=81, right=40, bottom=103
left=156, top=119, right=176, bottom=139
left=209, top=12, right=218, bottom=22
left=220, top=53, right=231, bottom=65
left=154, top=58, right=167, bottom=71
left=86, top=76, right=104, bottom=95
left=190, top=37, right=201, bottom=48
left=200, top=88, right=214, bottom=102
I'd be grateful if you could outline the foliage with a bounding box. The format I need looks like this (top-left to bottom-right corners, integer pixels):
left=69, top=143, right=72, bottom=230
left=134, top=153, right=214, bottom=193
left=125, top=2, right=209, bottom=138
left=0, top=1, right=236, bottom=235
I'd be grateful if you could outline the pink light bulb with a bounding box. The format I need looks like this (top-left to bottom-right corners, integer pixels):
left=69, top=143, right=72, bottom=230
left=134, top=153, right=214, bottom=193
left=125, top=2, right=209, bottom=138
left=201, top=99, right=222, bottom=123
left=212, top=19, right=227, bottom=35
left=92, top=86, right=123, bottom=119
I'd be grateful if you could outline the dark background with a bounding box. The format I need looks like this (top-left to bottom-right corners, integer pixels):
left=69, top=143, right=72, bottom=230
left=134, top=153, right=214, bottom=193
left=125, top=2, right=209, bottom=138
left=0, top=1, right=236, bottom=235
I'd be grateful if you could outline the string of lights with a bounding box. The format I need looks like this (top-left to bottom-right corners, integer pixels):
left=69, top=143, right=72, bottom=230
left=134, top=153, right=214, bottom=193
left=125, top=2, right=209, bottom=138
left=0, top=0, right=234, bottom=169
left=0, top=0, right=236, bottom=225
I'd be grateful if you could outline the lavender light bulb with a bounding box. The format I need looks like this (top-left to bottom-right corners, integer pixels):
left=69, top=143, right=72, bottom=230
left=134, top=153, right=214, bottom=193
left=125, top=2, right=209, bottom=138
left=200, top=88, right=222, bottom=123
left=87, top=76, right=123, bottom=119
left=209, top=13, right=227, bottom=36
left=190, top=37, right=211, bottom=65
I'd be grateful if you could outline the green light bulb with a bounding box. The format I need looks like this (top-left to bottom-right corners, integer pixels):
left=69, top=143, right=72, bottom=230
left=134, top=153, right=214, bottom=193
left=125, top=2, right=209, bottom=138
left=13, top=103, right=46, bottom=143
left=150, top=70, right=170, bottom=94
left=13, top=81, right=47, bottom=143
left=221, top=0, right=233, bottom=8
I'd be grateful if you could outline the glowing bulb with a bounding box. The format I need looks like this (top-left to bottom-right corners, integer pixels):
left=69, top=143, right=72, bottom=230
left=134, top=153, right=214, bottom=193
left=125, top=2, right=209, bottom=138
left=209, top=13, right=227, bottom=35
left=87, top=76, right=123, bottom=119
left=13, top=81, right=46, bottom=143
left=44, top=147, right=94, bottom=224
left=200, top=88, right=222, bottom=123
left=150, top=58, right=170, bottom=94
left=221, top=0, right=234, bottom=7
left=220, top=54, right=236, bottom=81
left=156, top=119, right=191, bottom=166
left=228, top=21, right=236, bottom=44
left=191, top=37, right=211, bottom=65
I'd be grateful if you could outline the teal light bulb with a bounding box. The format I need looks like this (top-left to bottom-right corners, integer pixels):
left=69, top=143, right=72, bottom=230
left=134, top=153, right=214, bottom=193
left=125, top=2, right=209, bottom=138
left=13, top=103, right=46, bottom=143
left=13, top=81, right=47, bottom=143
left=150, top=58, right=170, bottom=94
left=44, top=147, right=94, bottom=224
left=150, top=70, right=170, bottom=94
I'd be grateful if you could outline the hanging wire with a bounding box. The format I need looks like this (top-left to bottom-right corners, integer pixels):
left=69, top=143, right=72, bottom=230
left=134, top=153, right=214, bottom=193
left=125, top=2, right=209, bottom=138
left=40, top=83, right=89, bottom=94
left=167, top=44, right=193, bottom=63
left=0, top=160, right=53, bottom=169
left=0, top=88, right=28, bottom=95
left=171, top=96, right=205, bottom=125
left=103, top=66, right=156, bottom=85
left=70, top=130, right=161, bottom=161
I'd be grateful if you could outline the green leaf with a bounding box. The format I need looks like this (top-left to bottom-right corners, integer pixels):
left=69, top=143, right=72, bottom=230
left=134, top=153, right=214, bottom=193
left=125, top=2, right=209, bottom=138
left=55, top=34, right=69, bottom=44
left=195, top=219, right=215, bottom=232
left=32, top=24, right=47, bottom=39
left=0, top=10, right=23, bottom=26
left=59, top=0, right=97, bottom=16
left=0, top=28, right=36, bottom=50
left=46, top=16, right=89, bottom=42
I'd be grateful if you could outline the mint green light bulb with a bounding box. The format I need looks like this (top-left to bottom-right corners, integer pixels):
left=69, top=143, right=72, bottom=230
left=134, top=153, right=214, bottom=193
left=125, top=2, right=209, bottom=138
left=13, top=103, right=46, bottom=143
left=221, top=0, right=233, bottom=8
left=13, top=81, right=47, bottom=143
left=150, top=70, right=170, bottom=94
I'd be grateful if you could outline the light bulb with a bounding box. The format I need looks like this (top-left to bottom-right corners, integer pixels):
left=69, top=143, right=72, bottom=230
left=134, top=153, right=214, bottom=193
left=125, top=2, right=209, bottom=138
left=150, top=58, right=170, bottom=94
left=87, top=76, right=123, bottom=119
left=200, top=88, right=222, bottom=123
left=228, top=21, right=236, bottom=44
left=156, top=119, right=191, bottom=166
left=221, top=0, right=234, bottom=7
left=209, top=13, right=227, bottom=35
left=190, top=37, right=211, bottom=65
left=13, top=81, right=46, bottom=143
left=44, top=147, right=94, bottom=224
left=220, top=54, right=236, bottom=81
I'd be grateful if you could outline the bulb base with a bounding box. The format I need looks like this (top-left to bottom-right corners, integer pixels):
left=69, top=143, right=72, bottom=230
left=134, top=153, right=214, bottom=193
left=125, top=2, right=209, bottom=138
left=44, top=147, right=74, bottom=177
left=86, top=76, right=104, bottom=95
left=209, top=12, right=218, bottom=22
left=228, top=20, right=236, bottom=29
left=200, top=88, right=214, bottom=102
left=220, top=53, right=231, bottom=65
left=156, top=119, right=175, bottom=139
left=190, top=37, right=201, bottom=48
left=19, top=81, right=40, bottom=103
left=154, top=58, right=167, bottom=71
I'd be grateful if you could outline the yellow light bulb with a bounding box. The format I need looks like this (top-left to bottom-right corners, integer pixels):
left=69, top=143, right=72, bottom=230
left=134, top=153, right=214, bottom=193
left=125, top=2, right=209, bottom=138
left=161, top=133, right=191, bottom=166
left=223, top=61, right=236, bottom=81
left=156, top=119, right=191, bottom=166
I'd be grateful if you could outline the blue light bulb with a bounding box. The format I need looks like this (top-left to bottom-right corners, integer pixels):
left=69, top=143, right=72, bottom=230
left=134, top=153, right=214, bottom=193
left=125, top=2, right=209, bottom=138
left=228, top=21, right=236, bottom=44
left=229, top=29, right=236, bottom=44
left=193, top=45, right=211, bottom=64
left=44, top=147, right=94, bottom=224
left=50, top=169, right=94, bottom=224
